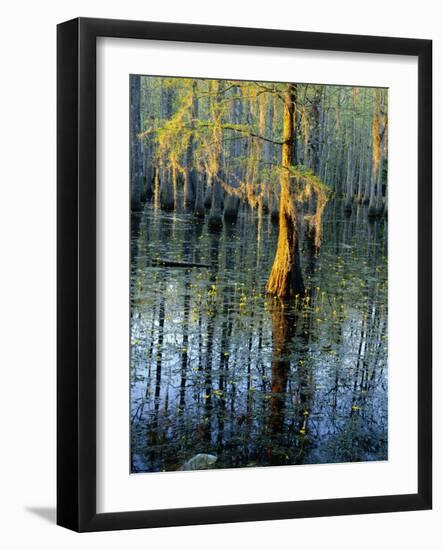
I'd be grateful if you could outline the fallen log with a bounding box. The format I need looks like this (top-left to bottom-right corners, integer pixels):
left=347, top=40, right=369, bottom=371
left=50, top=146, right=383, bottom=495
left=151, top=258, right=210, bottom=268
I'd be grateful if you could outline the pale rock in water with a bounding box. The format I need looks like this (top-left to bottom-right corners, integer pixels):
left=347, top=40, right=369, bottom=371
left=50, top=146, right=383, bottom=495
left=178, top=453, right=217, bottom=471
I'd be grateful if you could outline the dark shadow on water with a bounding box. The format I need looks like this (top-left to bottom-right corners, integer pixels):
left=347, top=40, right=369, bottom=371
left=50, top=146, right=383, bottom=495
left=26, top=506, right=56, bottom=524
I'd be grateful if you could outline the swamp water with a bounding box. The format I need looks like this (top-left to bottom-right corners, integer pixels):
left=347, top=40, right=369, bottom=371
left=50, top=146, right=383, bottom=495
left=130, top=200, right=388, bottom=473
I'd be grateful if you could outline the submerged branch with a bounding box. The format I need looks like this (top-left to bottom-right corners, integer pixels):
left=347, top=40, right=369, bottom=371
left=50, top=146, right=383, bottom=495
left=151, top=259, right=211, bottom=268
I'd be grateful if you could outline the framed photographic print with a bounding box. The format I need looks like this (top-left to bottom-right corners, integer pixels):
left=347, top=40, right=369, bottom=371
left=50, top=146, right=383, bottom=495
left=57, top=17, right=432, bottom=532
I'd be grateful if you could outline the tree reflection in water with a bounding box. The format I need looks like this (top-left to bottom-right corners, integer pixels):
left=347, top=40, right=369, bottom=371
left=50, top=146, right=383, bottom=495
left=130, top=200, right=388, bottom=473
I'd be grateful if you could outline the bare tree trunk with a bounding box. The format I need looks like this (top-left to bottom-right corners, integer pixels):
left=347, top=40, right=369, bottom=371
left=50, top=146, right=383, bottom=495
left=208, top=81, right=224, bottom=230
left=375, top=93, right=387, bottom=215
left=375, top=142, right=385, bottom=215
left=355, top=98, right=369, bottom=204
left=130, top=75, right=143, bottom=211
left=262, top=91, right=275, bottom=213
left=224, top=87, right=241, bottom=221
left=184, top=81, right=198, bottom=208
left=159, top=86, right=175, bottom=211
left=309, top=87, right=322, bottom=175
left=344, top=90, right=357, bottom=212
left=266, top=85, right=305, bottom=298
left=194, top=172, right=206, bottom=218
left=368, top=89, right=385, bottom=218
left=208, top=175, right=224, bottom=230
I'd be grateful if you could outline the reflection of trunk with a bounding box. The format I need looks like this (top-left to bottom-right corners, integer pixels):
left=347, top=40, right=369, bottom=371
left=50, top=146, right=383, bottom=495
left=267, top=298, right=294, bottom=464
left=203, top=320, right=214, bottom=444
left=179, top=277, right=190, bottom=411
left=266, top=85, right=305, bottom=298
left=193, top=222, right=205, bottom=396
left=201, top=232, right=220, bottom=445
left=178, top=226, right=193, bottom=418
left=150, top=285, right=165, bottom=446
left=245, top=325, right=254, bottom=439
left=217, top=293, right=231, bottom=450
left=143, top=302, right=156, bottom=403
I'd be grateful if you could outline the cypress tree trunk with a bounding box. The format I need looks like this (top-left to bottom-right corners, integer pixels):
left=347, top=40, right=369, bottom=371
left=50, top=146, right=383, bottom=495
left=362, top=150, right=371, bottom=204
left=203, top=181, right=212, bottom=209
left=184, top=82, right=198, bottom=208
left=383, top=186, right=388, bottom=217
left=270, top=95, right=280, bottom=224
left=270, top=190, right=280, bottom=225
left=143, top=133, right=155, bottom=200
left=320, top=107, right=331, bottom=183
left=344, top=91, right=357, bottom=212
left=160, top=166, right=174, bottom=211
left=224, top=89, right=241, bottom=221
left=368, top=171, right=377, bottom=216
left=355, top=126, right=367, bottom=203
left=194, top=173, right=205, bottom=218
left=368, top=90, right=382, bottom=218
left=375, top=142, right=385, bottom=215
left=292, top=85, right=299, bottom=165
left=375, top=96, right=387, bottom=216
left=266, top=85, right=305, bottom=298
left=262, top=93, right=275, bottom=213
left=130, top=75, right=143, bottom=211
left=223, top=192, right=239, bottom=221
left=159, top=86, right=175, bottom=211
left=310, top=87, right=322, bottom=175
left=208, top=81, right=224, bottom=230
left=139, top=79, right=149, bottom=204
left=208, top=175, right=224, bottom=230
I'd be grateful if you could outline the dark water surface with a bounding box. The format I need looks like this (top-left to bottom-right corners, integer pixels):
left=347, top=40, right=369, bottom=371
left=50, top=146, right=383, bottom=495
left=130, top=200, right=388, bottom=473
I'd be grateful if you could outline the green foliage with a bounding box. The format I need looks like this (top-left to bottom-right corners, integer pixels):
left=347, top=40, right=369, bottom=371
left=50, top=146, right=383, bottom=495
left=138, top=75, right=388, bottom=212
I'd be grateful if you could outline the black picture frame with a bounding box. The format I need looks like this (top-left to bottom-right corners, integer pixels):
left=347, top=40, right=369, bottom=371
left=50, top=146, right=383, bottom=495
left=57, top=17, right=432, bottom=532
